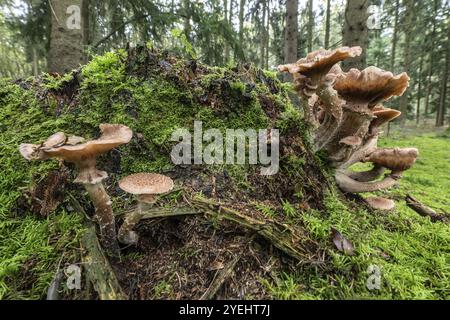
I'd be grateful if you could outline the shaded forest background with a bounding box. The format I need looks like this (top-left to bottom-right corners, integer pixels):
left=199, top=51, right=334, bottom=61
left=0, top=0, right=448, bottom=126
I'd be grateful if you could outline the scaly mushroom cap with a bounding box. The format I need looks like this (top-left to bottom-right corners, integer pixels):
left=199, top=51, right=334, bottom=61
left=334, top=66, right=409, bottom=106
left=365, top=197, right=395, bottom=210
left=365, top=147, right=419, bottom=172
left=278, top=46, right=362, bottom=78
left=119, top=173, right=174, bottom=197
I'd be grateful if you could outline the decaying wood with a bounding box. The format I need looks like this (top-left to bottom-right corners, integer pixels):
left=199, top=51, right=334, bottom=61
left=405, top=195, right=449, bottom=223
left=81, top=225, right=127, bottom=300
left=120, top=198, right=320, bottom=263
left=120, top=206, right=201, bottom=219
left=192, top=197, right=320, bottom=263
left=200, top=255, right=241, bottom=300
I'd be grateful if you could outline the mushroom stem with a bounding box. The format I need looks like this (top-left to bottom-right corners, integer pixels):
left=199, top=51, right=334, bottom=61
left=345, top=165, right=385, bottom=182
left=84, top=183, right=120, bottom=256
left=118, top=202, right=143, bottom=245
left=335, top=171, right=398, bottom=193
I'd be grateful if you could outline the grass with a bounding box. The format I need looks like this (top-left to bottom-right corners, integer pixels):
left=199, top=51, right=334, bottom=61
left=265, top=130, right=450, bottom=300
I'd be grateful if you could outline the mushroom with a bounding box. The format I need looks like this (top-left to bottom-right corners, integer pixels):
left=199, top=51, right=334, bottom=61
left=19, top=124, right=133, bottom=255
left=365, top=197, right=395, bottom=211
left=334, top=66, right=410, bottom=107
left=281, top=46, right=419, bottom=202
left=278, top=46, right=362, bottom=124
left=364, top=147, right=419, bottom=177
left=117, top=173, right=174, bottom=245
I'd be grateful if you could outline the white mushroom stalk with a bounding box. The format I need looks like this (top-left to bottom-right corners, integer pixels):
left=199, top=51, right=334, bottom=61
left=117, top=173, right=174, bottom=245
left=19, top=124, right=133, bottom=256
left=279, top=47, right=419, bottom=195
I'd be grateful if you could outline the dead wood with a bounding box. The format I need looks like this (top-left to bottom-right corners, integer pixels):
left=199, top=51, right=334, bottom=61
left=405, top=194, right=449, bottom=223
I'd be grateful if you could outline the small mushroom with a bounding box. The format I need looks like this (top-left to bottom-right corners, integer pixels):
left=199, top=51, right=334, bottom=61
left=365, top=147, right=419, bottom=176
left=365, top=197, right=395, bottom=211
left=369, top=106, right=402, bottom=134
left=19, top=124, right=132, bottom=255
left=118, top=173, right=174, bottom=245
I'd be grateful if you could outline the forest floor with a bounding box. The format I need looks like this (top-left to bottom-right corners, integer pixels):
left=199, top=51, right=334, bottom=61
left=263, top=127, right=450, bottom=299
left=1, top=126, right=448, bottom=300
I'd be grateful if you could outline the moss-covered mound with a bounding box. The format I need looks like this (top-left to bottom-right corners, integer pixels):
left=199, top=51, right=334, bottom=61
left=0, top=46, right=448, bottom=299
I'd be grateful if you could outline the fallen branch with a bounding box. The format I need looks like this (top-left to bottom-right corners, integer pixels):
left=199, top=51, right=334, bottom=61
left=200, top=255, right=241, bottom=300
left=81, top=225, right=128, bottom=300
left=120, top=206, right=201, bottom=219
left=405, top=195, right=449, bottom=223
left=192, top=197, right=320, bottom=263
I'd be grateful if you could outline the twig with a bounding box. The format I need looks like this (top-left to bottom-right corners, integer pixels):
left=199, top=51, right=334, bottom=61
left=405, top=195, right=449, bottom=223
left=81, top=224, right=127, bottom=300
left=192, top=197, right=320, bottom=263
left=200, top=255, right=241, bottom=300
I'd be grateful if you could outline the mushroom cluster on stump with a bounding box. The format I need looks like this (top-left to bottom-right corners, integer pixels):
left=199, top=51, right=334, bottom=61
left=279, top=47, right=419, bottom=210
left=118, top=173, right=174, bottom=245
left=19, top=124, right=133, bottom=256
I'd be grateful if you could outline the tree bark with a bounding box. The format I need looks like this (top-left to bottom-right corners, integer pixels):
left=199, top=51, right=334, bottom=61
left=342, top=0, right=368, bottom=70
left=48, top=0, right=87, bottom=74
left=283, top=0, right=298, bottom=81
left=398, top=0, right=414, bottom=122
left=307, top=0, right=314, bottom=52
left=324, top=0, right=331, bottom=49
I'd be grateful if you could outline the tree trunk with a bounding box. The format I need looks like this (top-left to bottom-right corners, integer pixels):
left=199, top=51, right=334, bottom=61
left=342, top=0, right=368, bottom=70
left=32, top=47, right=38, bottom=77
left=324, top=0, right=331, bottom=49
left=390, top=0, right=399, bottom=71
left=224, top=0, right=230, bottom=62
left=307, top=0, right=314, bottom=52
left=183, top=0, right=191, bottom=42
left=436, top=27, right=449, bottom=127
left=238, top=0, right=245, bottom=60
left=265, top=1, right=270, bottom=69
left=48, top=0, right=86, bottom=74
left=416, top=55, right=423, bottom=124
left=283, top=0, right=298, bottom=81
left=424, top=0, right=438, bottom=117
left=398, top=0, right=413, bottom=123
left=260, top=0, right=267, bottom=68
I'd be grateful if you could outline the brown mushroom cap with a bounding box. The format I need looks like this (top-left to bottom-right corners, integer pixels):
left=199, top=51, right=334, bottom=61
left=42, top=132, right=66, bottom=148
left=278, top=46, right=362, bottom=78
left=365, top=197, right=395, bottom=210
left=119, top=173, right=174, bottom=197
left=366, top=147, right=419, bottom=172
left=339, top=136, right=362, bottom=147
left=371, top=106, right=402, bottom=128
left=19, top=124, right=133, bottom=184
left=334, top=66, right=410, bottom=105
left=43, top=124, right=132, bottom=163
left=19, top=143, right=42, bottom=160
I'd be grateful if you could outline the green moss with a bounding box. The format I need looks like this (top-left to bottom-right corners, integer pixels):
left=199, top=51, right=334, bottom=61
left=0, top=48, right=302, bottom=299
